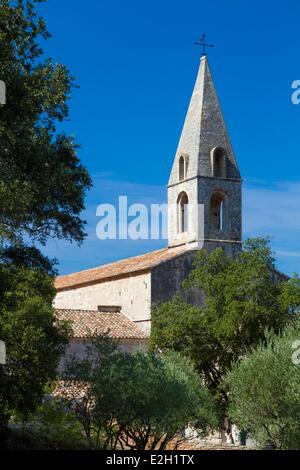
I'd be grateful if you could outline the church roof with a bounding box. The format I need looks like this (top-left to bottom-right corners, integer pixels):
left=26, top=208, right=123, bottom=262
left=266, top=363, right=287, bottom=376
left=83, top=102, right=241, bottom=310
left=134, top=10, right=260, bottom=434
left=55, top=308, right=149, bottom=340
left=55, top=246, right=187, bottom=291
left=168, top=55, right=240, bottom=185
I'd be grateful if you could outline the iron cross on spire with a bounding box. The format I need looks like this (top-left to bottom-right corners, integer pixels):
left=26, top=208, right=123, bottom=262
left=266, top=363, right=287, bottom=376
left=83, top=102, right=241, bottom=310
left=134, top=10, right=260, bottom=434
left=194, top=33, right=214, bottom=56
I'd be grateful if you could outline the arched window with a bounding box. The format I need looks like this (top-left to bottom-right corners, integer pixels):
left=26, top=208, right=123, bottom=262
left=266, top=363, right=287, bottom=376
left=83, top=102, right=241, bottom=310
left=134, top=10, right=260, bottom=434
left=179, top=156, right=185, bottom=181
left=177, top=191, right=189, bottom=233
left=211, top=147, right=226, bottom=177
left=211, top=192, right=226, bottom=231
left=185, top=156, right=189, bottom=176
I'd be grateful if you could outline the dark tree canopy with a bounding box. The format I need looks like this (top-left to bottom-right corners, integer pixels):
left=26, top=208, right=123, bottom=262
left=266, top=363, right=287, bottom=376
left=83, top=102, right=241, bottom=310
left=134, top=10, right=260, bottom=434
left=0, top=0, right=91, bottom=426
left=0, top=0, right=92, bottom=258
left=0, top=262, right=70, bottom=425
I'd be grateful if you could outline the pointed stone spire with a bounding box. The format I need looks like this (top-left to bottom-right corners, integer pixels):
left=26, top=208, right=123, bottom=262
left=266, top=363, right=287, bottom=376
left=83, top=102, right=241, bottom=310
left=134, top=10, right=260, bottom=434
left=168, top=56, right=240, bottom=185
left=167, top=56, right=242, bottom=255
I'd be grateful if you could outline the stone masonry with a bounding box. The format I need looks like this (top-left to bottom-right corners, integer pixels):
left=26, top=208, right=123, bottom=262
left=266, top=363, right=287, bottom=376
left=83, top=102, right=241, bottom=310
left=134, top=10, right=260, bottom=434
left=55, top=55, right=243, bottom=334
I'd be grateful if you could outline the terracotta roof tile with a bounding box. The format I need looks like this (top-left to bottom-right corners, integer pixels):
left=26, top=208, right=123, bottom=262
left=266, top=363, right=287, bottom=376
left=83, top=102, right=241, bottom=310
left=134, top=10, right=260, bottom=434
left=55, top=308, right=149, bottom=340
left=55, top=246, right=187, bottom=291
left=53, top=380, right=90, bottom=399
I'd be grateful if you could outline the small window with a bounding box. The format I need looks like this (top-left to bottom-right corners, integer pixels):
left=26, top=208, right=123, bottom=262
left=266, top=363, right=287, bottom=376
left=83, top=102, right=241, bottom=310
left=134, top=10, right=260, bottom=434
left=177, top=191, right=189, bottom=233
left=211, top=192, right=226, bottom=231
left=179, top=156, right=184, bottom=181
left=185, top=156, right=189, bottom=176
left=211, top=147, right=226, bottom=177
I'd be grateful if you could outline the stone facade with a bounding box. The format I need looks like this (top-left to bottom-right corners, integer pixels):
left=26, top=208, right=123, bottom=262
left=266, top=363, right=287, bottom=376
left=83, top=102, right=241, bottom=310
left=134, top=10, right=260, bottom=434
left=168, top=55, right=240, bottom=184
left=168, top=55, right=242, bottom=257
left=54, top=271, right=152, bottom=333
left=58, top=338, right=147, bottom=373
left=151, top=250, right=204, bottom=307
left=168, top=178, right=199, bottom=247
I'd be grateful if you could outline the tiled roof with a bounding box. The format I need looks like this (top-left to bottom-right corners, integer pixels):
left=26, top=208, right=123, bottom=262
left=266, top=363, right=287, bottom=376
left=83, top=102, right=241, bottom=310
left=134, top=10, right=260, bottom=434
left=55, top=246, right=187, bottom=291
left=55, top=308, right=149, bottom=340
left=53, top=380, right=90, bottom=400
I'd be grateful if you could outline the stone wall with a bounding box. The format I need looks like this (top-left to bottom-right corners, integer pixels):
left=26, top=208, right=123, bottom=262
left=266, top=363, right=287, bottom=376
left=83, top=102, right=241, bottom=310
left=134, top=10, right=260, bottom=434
left=198, top=176, right=242, bottom=243
left=151, top=251, right=205, bottom=308
left=168, top=173, right=242, bottom=255
left=168, top=179, right=199, bottom=247
left=54, top=271, right=152, bottom=333
left=58, top=337, right=148, bottom=373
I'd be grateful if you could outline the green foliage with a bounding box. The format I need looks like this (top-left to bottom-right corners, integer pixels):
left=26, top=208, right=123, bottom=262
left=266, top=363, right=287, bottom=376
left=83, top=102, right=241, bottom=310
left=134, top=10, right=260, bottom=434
left=151, top=238, right=298, bottom=409
left=63, top=336, right=217, bottom=450
left=24, top=398, right=87, bottom=449
left=0, top=0, right=92, bottom=253
left=0, top=0, right=91, bottom=427
left=0, top=262, right=70, bottom=425
left=224, top=317, right=300, bottom=449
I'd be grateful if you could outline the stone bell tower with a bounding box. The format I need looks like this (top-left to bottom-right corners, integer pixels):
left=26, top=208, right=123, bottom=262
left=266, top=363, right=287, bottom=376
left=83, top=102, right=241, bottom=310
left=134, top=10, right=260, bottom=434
left=167, top=55, right=242, bottom=257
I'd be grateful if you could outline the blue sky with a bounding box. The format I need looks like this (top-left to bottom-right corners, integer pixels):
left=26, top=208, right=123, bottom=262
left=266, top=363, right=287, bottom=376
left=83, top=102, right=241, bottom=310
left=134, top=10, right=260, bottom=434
left=38, top=0, right=300, bottom=276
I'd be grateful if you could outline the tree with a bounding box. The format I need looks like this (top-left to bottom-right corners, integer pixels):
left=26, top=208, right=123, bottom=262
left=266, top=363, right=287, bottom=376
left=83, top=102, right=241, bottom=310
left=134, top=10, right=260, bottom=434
left=224, top=317, right=300, bottom=449
left=150, top=238, right=300, bottom=412
left=0, top=0, right=91, bottom=427
left=62, top=336, right=218, bottom=450
left=0, top=261, right=70, bottom=425
left=0, top=0, right=92, bottom=256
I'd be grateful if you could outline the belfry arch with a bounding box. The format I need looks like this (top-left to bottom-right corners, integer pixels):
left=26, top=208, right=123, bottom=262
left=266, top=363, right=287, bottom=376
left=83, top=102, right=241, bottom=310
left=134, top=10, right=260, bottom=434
left=177, top=191, right=189, bottom=233
left=211, top=147, right=226, bottom=178
left=210, top=191, right=228, bottom=231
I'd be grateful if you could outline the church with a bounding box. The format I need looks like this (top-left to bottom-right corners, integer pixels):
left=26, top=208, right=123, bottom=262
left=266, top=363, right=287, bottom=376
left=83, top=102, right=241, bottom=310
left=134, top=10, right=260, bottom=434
left=54, top=55, right=242, bottom=345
